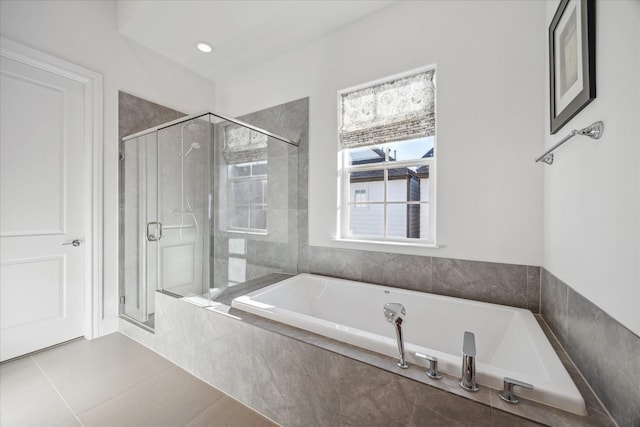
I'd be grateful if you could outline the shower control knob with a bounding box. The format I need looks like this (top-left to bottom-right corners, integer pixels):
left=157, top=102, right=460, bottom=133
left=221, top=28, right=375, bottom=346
left=62, top=239, right=82, bottom=247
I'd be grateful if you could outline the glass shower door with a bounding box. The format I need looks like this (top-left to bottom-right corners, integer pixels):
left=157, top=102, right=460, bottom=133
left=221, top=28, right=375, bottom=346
left=156, top=117, right=210, bottom=297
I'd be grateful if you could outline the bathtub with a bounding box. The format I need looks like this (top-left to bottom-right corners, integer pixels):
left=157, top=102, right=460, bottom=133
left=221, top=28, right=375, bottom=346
left=231, top=273, right=586, bottom=416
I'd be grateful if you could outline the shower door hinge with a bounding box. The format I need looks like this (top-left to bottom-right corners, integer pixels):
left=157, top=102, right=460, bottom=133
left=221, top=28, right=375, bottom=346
left=120, top=295, right=125, bottom=305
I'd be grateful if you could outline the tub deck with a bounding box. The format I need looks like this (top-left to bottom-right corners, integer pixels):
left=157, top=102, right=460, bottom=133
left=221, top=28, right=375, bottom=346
left=232, top=273, right=587, bottom=416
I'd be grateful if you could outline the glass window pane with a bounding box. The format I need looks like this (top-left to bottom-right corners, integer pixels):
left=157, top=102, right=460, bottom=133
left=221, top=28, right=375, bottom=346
left=230, top=181, right=250, bottom=205
left=420, top=203, right=429, bottom=240
left=250, top=179, right=266, bottom=204
left=348, top=204, right=384, bottom=237
left=252, top=161, right=268, bottom=176
left=250, top=206, right=267, bottom=230
left=386, top=204, right=407, bottom=238
left=349, top=172, right=384, bottom=203
left=230, top=207, right=249, bottom=229
left=229, top=164, right=251, bottom=178
left=387, top=172, right=424, bottom=202
left=346, top=145, right=386, bottom=166
left=385, top=136, right=434, bottom=161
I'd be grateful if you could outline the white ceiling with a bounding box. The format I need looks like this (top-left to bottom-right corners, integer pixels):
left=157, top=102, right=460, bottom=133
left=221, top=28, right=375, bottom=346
left=118, top=0, right=398, bottom=80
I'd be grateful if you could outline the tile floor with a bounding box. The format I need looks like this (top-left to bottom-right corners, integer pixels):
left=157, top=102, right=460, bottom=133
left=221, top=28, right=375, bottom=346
left=0, top=333, right=278, bottom=427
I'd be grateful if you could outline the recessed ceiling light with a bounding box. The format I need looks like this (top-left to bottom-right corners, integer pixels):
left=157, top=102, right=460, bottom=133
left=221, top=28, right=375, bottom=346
left=196, top=41, right=213, bottom=53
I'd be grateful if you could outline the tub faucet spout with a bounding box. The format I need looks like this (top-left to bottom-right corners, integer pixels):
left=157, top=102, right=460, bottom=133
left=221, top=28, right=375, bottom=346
left=383, top=303, right=409, bottom=369
left=459, top=331, right=479, bottom=391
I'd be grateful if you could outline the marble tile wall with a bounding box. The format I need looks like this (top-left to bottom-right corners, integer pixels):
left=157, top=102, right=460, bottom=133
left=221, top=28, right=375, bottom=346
left=210, top=98, right=309, bottom=289
left=541, top=269, right=640, bottom=427
left=118, top=91, right=185, bottom=141
left=305, top=246, right=541, bottom=312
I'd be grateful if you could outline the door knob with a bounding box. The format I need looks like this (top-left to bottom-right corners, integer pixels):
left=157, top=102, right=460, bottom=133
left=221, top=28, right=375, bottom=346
left=62, top=239, right=81, bottom=247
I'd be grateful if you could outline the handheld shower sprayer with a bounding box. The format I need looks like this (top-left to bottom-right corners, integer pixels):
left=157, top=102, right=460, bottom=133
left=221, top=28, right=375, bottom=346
left=383, top=302, right=409, bottom=369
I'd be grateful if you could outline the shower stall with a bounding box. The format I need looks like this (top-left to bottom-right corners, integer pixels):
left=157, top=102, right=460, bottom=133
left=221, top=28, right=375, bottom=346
left=120, top=112, right=298, bottom=329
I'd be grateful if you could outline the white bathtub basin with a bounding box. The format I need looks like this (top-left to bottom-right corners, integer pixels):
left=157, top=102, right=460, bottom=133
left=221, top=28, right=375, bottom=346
left=231, top=273, right=586, bottom=415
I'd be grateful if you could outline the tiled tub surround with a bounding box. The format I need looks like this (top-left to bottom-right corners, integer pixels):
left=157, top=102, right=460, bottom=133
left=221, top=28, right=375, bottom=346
left=232, top=274, right=585, bottom=415
left=541, top=269, right=640, bottom=427
left=143, top=289, right=614, bottom=427
left=306, top=247, right=542, bottom=312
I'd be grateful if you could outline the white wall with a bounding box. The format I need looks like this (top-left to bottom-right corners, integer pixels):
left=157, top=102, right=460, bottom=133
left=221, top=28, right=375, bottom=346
left=215, top=1, right=545, bottom=266
left=543, top=1, right=640, bottom=335
left=0, top=0, right=215, bottom=334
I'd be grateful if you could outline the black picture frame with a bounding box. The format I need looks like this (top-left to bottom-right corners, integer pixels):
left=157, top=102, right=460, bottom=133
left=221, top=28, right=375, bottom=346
left=549, top=0, right=596, bottom=134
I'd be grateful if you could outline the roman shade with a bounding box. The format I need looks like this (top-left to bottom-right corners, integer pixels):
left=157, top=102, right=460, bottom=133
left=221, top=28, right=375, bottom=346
left=339, top=69, right=435, bottom=149
left=223, top=125, right=268, bottom=164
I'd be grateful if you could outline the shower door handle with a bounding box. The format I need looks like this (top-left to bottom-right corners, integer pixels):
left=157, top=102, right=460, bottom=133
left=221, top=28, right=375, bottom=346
left=147, top=222, right=163, bottom=241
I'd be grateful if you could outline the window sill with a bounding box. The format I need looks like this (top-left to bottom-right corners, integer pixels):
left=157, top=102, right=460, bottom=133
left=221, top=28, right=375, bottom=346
left=331, top=237, right=440, bottom=250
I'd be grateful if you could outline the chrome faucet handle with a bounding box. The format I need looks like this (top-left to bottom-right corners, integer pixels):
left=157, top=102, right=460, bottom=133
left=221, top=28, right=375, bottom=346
left=461, top=330, right=476, bottom=357
left=498, top=377, right=534, bottom=404
left=415, top=352, right=442, bottom=379
left=459, top=331, right=479, bottom=392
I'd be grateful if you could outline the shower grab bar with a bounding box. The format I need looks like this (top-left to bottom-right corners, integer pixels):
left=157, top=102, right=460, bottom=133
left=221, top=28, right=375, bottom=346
left=535, top=121, right=603, bottom=165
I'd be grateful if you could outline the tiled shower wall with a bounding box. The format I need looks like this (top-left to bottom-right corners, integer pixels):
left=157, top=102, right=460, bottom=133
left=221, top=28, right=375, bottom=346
left=118, top=91, right=185, bottom=140
left=210, top=98, right=308, bottom=288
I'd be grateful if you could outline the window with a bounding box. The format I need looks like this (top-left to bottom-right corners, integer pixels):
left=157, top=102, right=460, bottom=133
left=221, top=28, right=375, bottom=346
left=227, top=161, right=267, bottom=232
left=223, top=124, right=269, bottom=234
left=338, top=67, right=436, bottom=244
left=354, top=188, right=368, bottom=208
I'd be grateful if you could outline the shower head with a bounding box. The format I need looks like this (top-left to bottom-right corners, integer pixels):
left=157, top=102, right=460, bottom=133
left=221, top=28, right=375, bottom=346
left=184, top=142, right=201, bottom=157
left=383, top=303, right=406, bottom=326
left=179, top=120, right=201, bottom=133
left=186, top=120, right=201, bottom=132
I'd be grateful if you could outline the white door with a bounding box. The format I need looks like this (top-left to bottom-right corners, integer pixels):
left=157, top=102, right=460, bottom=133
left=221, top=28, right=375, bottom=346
left=0, top=51, right=88, bottom=361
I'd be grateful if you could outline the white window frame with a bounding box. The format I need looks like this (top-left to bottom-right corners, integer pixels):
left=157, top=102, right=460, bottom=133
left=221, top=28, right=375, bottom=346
left=337, top=65, right=437, bottom=247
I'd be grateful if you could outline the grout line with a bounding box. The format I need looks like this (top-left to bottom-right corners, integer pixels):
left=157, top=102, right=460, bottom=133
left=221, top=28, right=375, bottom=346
left=538, top=267, right=542, bottom=315
left=31, top=356, right=85, bottom=427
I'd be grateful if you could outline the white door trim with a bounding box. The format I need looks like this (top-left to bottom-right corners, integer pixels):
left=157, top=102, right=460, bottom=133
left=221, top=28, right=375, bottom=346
left=1, top=37, right=104, bottom=339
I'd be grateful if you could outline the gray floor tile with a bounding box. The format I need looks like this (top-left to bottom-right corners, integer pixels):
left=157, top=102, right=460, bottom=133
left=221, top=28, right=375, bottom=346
left=3, top=333, right=277, bottom=427
left=0, top=356, right=80, bottom=427
left=185, top=396, right=279, bottom=427
left=33, top=333, right=173, bottom=414
left=78, top=366, right=224, bottom=426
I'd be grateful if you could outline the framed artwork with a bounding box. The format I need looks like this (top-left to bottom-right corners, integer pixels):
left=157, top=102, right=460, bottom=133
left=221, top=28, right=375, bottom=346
left=549, top=0, right=596, bottom=134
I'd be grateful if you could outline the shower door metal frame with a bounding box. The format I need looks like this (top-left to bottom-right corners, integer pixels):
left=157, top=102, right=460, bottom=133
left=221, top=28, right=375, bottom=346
left=119, top=132, right=159, bottom=331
